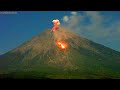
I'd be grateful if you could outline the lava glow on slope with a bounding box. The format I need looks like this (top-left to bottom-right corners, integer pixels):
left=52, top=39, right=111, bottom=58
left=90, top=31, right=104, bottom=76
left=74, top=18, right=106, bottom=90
left=56, top=40, right=68, bottom=50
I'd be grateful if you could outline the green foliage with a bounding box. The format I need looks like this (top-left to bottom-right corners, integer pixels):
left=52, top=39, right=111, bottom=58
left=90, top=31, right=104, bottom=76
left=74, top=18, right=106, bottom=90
left=0, top=28, right=120, bottom=79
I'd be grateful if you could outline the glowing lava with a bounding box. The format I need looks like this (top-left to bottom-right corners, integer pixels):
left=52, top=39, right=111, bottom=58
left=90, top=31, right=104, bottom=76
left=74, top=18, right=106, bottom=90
left=56, top=41, right=68, bottom=50
left=58, top=42, right=65, bottom=49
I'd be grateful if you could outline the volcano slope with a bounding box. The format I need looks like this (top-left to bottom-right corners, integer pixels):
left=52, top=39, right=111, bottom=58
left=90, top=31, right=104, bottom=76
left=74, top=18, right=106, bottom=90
left=0, top=27, right=120, bottom=79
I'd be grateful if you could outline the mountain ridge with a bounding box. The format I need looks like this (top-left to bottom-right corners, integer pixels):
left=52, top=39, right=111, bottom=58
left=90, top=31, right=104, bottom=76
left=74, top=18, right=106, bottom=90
left=0, top=27, right=120, bottom=79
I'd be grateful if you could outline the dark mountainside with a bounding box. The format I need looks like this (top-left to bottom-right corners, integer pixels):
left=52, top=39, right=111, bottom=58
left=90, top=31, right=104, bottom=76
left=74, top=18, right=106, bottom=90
left=0, top=27, right=120, bottom=79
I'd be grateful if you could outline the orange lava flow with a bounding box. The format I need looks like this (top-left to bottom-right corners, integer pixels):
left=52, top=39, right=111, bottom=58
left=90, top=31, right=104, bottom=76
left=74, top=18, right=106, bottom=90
left=56, top=41, right=68, bottom=50
left=58, top=42, right=65, bottom=49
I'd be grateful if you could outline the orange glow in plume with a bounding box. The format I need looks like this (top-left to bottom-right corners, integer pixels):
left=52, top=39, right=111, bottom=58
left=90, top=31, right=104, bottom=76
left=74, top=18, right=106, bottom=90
left=52, top=19, right=60, bottom=32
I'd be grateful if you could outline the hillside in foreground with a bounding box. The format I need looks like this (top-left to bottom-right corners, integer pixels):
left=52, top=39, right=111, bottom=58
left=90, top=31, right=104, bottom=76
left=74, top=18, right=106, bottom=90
left=0, top=27, right=120, bottom=79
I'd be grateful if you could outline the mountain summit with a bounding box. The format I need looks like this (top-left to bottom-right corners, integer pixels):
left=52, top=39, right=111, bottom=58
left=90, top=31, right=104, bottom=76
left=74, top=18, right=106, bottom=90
left=0, top=27, right=120, bottom=79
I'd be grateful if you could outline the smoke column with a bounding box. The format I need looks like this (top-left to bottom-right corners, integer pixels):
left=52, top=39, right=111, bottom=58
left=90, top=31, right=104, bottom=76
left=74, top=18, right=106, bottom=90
left=52, top=19, right=60, bottom=31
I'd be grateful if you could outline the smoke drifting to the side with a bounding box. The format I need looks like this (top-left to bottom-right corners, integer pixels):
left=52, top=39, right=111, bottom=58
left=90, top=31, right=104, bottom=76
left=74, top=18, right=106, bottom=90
left=62, top=11, right=120, bottom=38
left=62, top=11, right=120, bottom=52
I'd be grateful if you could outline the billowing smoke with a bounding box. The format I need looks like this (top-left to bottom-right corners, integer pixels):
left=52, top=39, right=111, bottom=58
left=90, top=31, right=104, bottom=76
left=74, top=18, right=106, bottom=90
left=52, top=19, right=60, bottom=31
left=62, top=11, right=120, bottom=52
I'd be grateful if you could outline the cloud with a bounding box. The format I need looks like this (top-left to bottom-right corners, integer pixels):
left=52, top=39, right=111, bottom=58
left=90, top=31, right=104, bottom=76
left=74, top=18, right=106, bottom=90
left=71, top=11, right=77, bottom=15
left=85, top=11, right=103, bottom=23
left=85, top=11, right=104, bottom=30
left=68, top=15, right=81, bottom=27
left=62, top=16, right=69, bottom=22
left=62, top=12, right=83, bottom=28
left=62, top=11, right=120, bottom=42
left=62, top=11, right=120, bottom=51
left=81, top=12, right=109, bottom=39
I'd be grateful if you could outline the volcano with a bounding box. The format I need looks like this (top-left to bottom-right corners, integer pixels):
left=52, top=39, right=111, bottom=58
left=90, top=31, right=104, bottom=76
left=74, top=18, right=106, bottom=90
left=0, top=27, right=120, bottom=79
